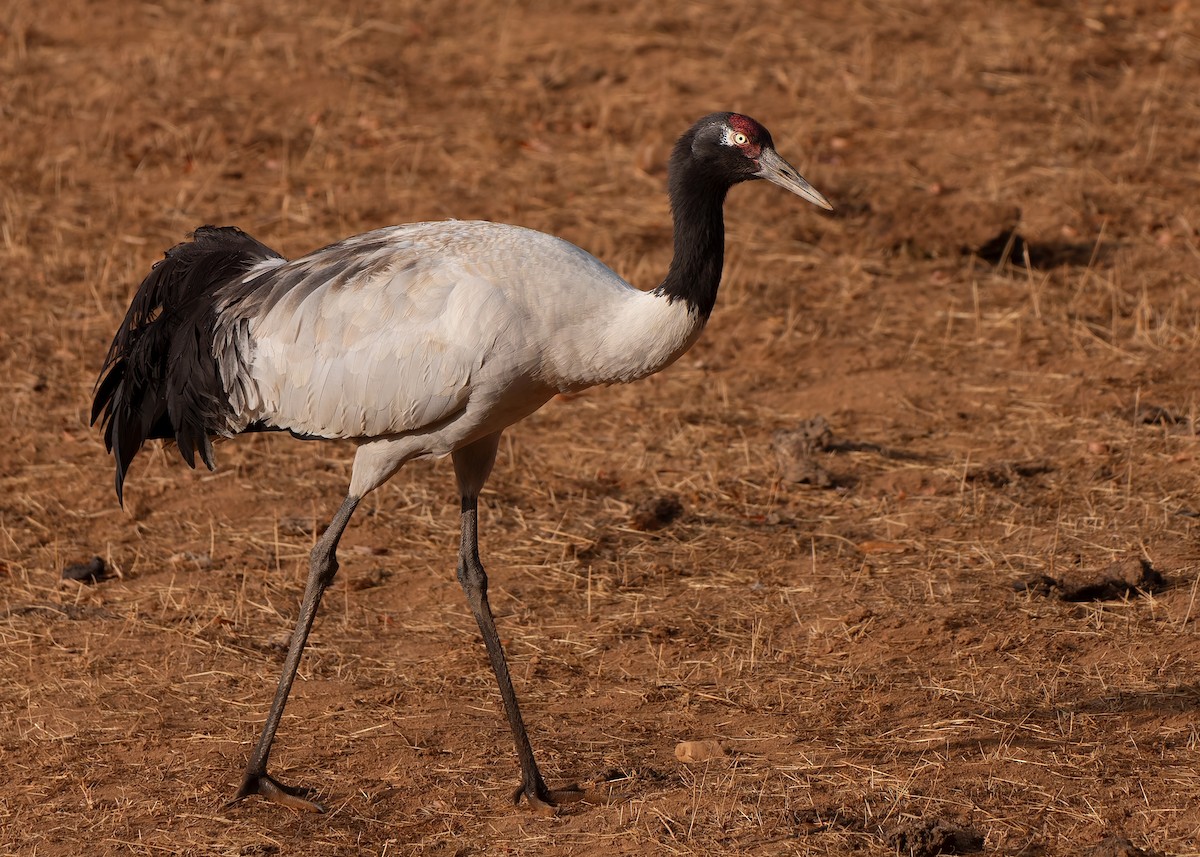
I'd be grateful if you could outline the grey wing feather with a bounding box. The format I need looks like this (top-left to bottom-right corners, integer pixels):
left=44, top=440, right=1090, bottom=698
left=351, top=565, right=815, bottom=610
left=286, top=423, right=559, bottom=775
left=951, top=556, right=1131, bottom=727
left=212, top=225, right=514, bottom=439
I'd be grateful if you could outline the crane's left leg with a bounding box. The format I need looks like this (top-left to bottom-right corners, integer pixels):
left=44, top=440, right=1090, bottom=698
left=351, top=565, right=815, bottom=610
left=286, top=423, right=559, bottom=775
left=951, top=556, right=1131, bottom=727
left=230, top=493, right=360, bottom=812
left=452, top=433, right=587, bottom=815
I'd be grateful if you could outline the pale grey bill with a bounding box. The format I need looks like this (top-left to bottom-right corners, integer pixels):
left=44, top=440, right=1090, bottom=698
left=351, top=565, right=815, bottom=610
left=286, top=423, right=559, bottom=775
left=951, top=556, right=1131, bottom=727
left=756, top=147, right=834, bottom=211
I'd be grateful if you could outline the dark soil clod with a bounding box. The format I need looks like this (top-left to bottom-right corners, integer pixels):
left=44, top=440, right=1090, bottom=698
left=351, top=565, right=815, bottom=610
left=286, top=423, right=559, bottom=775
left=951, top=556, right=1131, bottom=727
left=966, top=460, right=1053, bottom=488
left=1015, top=558, right=1165, bottom=602
left=1060, top=557, right=1166, bottom=602
left=1012, top=574, right=1061, bottom=597
left=1137, top=404, right=1186, bottom=426
left=61, top=556, right=108, bottom=584
left=884, top=818, right=984, bottom=857
left=630, top=493, right=684, bottom=530
left=1084, top=835, right=1166, bottom=857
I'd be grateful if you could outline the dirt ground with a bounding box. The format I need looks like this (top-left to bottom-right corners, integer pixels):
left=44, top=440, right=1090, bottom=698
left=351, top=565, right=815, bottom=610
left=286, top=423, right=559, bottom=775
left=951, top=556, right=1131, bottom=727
left=3, top=0, right=1200, bottom=854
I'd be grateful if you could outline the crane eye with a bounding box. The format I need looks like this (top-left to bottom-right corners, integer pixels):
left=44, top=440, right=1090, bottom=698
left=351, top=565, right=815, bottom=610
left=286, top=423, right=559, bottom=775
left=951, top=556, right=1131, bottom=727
left=732, top=132, right=749, bottom=146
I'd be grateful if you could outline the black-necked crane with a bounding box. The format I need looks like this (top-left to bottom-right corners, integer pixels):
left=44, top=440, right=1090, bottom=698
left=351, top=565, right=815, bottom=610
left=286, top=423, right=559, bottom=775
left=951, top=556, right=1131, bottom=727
left=92, top=112, right=832, bottom=814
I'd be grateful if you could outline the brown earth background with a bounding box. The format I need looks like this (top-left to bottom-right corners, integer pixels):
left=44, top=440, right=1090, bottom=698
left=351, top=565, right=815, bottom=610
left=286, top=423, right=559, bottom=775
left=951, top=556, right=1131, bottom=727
left=3, top=0, right=1200, bottom=854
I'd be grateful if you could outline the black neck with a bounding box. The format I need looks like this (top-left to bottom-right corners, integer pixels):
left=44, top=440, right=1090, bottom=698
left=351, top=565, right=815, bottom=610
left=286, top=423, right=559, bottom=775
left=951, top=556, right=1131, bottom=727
left=654, top=144, right=731, bottom=320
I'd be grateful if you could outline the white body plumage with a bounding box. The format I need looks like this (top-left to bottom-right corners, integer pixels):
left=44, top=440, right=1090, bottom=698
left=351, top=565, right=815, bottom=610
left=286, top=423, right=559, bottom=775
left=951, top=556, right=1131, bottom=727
left=214, top=221, right=703, bottom=495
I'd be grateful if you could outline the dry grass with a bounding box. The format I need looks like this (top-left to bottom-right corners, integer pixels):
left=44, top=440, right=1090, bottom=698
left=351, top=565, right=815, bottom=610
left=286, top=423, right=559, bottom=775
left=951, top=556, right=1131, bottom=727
left=4, top=0, right=1200, bottom=854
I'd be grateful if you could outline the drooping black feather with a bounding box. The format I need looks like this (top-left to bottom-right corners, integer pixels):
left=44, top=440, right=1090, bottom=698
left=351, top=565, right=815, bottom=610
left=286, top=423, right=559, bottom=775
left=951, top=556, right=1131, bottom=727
left=91, top=226, right=285, bottom=505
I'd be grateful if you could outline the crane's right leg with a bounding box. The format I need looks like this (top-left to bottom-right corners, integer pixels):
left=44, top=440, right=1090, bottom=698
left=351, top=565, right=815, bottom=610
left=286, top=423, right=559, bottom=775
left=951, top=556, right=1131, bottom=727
left=229, top=494, right=360, bottom=812
left=452, top=433, right=587, bottom=814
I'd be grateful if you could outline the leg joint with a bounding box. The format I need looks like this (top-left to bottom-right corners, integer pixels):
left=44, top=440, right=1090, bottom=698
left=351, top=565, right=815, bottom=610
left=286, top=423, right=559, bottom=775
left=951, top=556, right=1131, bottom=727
left=457, top=553, right=487, bottom=596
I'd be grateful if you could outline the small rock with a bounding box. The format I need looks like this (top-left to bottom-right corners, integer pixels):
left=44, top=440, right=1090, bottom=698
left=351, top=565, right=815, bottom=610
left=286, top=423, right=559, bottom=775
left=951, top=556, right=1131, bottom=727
left=773, top=416, right=835, bottom=488
left=168, top=551, right=213, bottom=569
left=674, top=739, right=726, bottom=763
left=62, top=557, right=108, bottom=584
left=779, top=456, right=833, bottom=488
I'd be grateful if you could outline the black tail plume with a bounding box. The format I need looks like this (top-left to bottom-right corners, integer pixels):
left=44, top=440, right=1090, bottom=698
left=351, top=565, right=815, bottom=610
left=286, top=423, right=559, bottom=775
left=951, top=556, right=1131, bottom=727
left=91, top=226, right=284, bottom=505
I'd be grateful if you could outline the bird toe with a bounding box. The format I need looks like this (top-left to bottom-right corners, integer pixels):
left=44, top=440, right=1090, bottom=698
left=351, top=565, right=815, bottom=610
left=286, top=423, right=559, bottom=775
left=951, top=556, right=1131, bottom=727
left=512, top=780, right=599, bottom=815
left=229, top=772, right=327, bottom=813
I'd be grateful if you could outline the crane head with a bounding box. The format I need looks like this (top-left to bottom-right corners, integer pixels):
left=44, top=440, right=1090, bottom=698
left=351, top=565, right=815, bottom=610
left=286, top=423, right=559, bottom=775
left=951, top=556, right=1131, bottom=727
left=685, top=112, right=834, bottom=211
